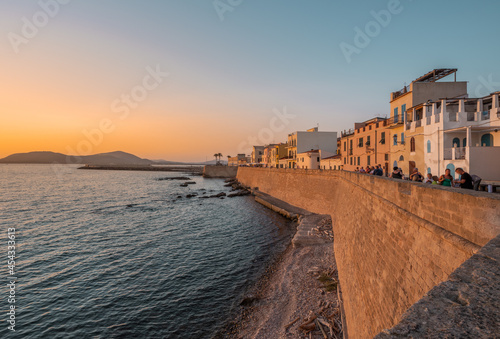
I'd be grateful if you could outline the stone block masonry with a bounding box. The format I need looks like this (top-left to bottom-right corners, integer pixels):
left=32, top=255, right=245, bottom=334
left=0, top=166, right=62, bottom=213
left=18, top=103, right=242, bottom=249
left=375, top=234, right=500, bottom=338
left=236, top=167, right=500, bottom=338
left=202, top=165, right=238, bottom=178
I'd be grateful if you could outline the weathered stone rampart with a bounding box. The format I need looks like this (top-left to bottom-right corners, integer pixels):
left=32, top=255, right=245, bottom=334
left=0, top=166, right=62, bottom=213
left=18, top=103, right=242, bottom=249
left=236, top=167, right=500, bottom=338
left=202, top=165, right=238, bottom=178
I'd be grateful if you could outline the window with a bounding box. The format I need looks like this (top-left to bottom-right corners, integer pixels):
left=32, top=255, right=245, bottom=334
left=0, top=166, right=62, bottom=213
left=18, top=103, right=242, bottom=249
left=350, top=157, right=353, bottom=165
left=452, top=137, right=460, bottom=147
left=427, top=140, right=431, bottom=153
left=393, top=160, right=398, bottom=169
left=481, top=133, right=493, bottom=147
left=427, top=167, right=431, bottom=174
left=399, top=155, right=404, bottom=162
left=369, top=125, right=372, bottom=130
left=393, top=134, right=398, bottom=145
left=385, top=154, right=389, bottom=161
left=366, top=136, right=371, bottom=146
left=462, top=138, right=467, bottom=147
left=357, top=157, right=360, bottom=165
left=358, top=137, right=364, bottom=147
left=380, top=132, right=386, bottom=144
left=317, top=157, right=320, bottom=162
left=344, top=142, right=346, bottom=152
left=410, top=137, right=415, bottom=152
left=402, top=104, right=406, bottom=117
left=401, top=133, right=405, bottom=144
left=344, top=157, right=346, bottom=164
left=367, top=156, right=371, bottom=165
left=394, top=107, right=399, bottom=123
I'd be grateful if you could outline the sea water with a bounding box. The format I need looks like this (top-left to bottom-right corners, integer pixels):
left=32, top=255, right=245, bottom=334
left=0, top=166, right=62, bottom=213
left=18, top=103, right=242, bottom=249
left=0, top=164, right=293, bottom=338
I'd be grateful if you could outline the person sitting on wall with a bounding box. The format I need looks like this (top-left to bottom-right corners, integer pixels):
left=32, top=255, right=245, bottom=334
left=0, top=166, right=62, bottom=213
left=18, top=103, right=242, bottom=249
left=424, top=173, right=433, bottom=184
left=374, top=165, right=383, bottom=176
left=409, top=168, right=424, bottom=182
left=390, top=166, right=403, bottom=179
left=455, top=168, right=473, bottom=189
left=359, top=167, right=366, bottom=173
left=438, top=169, right=454, bottom=186
left=355, top=167, right=359, bottom=172
left=431, top=176, right=440, bottom=184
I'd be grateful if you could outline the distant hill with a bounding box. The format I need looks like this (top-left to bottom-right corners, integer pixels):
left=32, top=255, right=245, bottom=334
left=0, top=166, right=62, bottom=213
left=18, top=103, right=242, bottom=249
left=0, top=151, right=229, bottom=166
left=0, top=151, right=153, bottom=165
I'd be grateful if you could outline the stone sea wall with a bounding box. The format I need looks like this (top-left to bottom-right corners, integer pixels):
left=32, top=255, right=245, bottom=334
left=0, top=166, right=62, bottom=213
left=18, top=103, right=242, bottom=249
left=202, top=165, right=238, bottom=178
left=236, top=167, right=500, bottom=338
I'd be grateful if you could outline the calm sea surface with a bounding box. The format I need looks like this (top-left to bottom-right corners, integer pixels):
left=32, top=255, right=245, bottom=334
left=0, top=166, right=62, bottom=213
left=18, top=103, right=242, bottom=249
left=0, top=164, right=294, bottom=338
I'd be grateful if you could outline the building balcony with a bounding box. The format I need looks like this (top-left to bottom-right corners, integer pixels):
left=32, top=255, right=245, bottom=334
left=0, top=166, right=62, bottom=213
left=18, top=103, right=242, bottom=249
left=444, top=147, right=466, bottom=160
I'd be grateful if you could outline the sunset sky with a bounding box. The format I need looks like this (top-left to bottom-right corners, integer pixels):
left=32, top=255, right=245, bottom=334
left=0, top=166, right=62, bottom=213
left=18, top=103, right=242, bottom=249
left=1, top=0, right=499, bottom=162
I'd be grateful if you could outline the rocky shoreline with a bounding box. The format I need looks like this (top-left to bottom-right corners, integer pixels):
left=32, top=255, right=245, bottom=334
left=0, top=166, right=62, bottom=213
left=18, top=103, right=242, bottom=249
left=217, top=189, right=343, bottom=339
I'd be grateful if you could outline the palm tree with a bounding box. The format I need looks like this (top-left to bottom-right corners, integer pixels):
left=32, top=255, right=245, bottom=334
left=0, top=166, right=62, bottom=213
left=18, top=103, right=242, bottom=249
left=213, top=153, right=223, bottom=165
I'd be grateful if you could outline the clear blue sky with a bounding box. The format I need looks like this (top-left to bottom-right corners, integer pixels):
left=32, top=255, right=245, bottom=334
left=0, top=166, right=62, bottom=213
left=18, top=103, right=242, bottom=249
left=1, top=0, right=499, bottom=161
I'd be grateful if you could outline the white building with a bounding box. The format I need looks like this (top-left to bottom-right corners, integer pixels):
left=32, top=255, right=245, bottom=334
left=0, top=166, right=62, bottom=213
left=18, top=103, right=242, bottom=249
left=296, top=149, right=320, bottom=169
left=321, top=154, right=343, bottom=170
left=287, top=127, right=337, bottom=168
left=251, top=146, right=265, bottom=164
left=417, top=91, right=500, bottom=180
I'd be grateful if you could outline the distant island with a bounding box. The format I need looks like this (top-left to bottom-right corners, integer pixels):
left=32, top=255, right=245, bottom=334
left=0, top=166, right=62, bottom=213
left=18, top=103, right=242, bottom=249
left=0, top=151, right=225, bottom=166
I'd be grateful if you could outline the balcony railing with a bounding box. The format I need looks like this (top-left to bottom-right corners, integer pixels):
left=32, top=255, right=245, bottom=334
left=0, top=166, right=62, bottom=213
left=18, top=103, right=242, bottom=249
left=444, top=147, right=466, bottom=160
left=455, top=147, right=466, bottom=159
left=467, top=112, right=475, bottom=121
left=415, top=120, right=422, bottom=128
left=481, top=111, right=490, bottom=120
left=426, top=117, right=431, bottom=125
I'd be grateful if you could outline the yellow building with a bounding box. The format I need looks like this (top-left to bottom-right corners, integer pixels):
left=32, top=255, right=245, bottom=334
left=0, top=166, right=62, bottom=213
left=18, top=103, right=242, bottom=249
left=388, top=69, right=467, bottom=176
left=269, top=143, right=287, bottom=168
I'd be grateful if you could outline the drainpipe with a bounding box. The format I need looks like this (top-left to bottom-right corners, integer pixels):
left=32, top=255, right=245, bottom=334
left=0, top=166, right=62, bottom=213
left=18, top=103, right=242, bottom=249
left=437, top=126, right=440, bottom=176
left=466, top=126, right=471, bottom=172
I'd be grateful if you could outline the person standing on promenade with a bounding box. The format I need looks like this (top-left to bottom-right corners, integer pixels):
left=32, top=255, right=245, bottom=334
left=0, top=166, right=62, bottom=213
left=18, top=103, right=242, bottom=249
left=455, top=168, right=473, bottom=189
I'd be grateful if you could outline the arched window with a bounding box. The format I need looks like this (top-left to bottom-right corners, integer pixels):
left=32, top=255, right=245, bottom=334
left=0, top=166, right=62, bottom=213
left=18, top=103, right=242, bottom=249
left=481, top=133, right=493, bottom=147
left=410, top=137, right=416, bottom=152
left=399, top=155, right=404, bottom=162
left=462, top=138, right=467, bottom=147
left=446, top=163, right=456, bottom=179
left=393, top=160, right=398, bottom=169
left=427, top=167, right=431, bottom=174
left=452, top=137, right=460, bottom=147
left=427, top=140, right=431, bottom=153
left=393, top=134, right=398, bottom=146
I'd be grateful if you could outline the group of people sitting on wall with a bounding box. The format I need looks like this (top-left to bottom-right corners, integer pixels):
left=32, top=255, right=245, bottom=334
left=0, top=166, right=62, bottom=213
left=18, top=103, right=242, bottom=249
left=389, top=166, right=474, bottom=189
left=355, top=165, right=384, bottom=176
